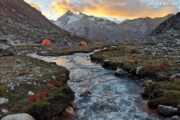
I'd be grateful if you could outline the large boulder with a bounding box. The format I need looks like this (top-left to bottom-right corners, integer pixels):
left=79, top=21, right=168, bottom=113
left=158, top=105, right=178, bottom=117
left=0, top=39, right=15, bottom=57
left=114, top=67, right=126, bottom=76
left=1, top=113, right=35, bottom=120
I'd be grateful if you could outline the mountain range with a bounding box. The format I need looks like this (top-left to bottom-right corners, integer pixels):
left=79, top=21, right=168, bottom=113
left=54, top=11, right=172, bottom=43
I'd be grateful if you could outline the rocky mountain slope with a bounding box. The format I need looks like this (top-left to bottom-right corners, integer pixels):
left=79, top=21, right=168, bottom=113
left=0, top=0, right=80, bottom=44
left=54, top=11, right=118, bottom=43
left=54, top=11, right=171, bottom=43
left=152, top=12, right=180, bottom=35
left=117, top=15, right=171, bottom=41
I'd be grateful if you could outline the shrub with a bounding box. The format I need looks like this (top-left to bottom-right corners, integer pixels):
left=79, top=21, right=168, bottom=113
left=28, top=92, right=49, bottom=105
left=18, top=69, right=29, bottom=76
left=49, top=80, right=61, bottom=86
left=0, top=84, right=6, bottom=96
left=157, top=64, right=167, bottom=72
left=130, top=48, right=139, bottom=54
left=45, top=84, right=54, bottom=92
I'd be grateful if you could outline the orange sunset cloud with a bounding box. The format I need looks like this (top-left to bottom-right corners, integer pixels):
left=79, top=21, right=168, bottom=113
left=51, top=0, right=178, bottom=19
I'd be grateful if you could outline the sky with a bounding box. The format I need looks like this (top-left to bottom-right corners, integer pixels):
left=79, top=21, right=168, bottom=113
left=24, top=0, right=180, bottom=21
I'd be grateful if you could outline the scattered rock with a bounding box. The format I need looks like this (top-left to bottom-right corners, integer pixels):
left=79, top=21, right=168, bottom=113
left=0, top=98, right=8, bottom=105
left=103, top=60, right=119, bottom=70
left=141, top=79, right=153, bottom=86
left=28, top=91, right=35, bottom=96
left=170, top=74, right=177, bottom=80
left=136, top=66, right=144, bottom=75
left=158, top=105, right=178, bottom=117
left=1, top=113, right=35, bottom=120
left=64, top=106, right=75, bottom=116
left=176, top=73, right=180, bottom=78
left=2, top=109, right=9, bottom=114
left=165, top=116, right=180, bottom=120
left=80, top=90, right=92, bottom=97
left=114, top=67, right=126, bottom=76
left=0, top=39, right=15, bottom=57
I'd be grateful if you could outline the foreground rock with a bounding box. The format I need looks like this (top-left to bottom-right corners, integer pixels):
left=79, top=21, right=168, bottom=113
left=166, top=116, right=180, bottom=120
left=0, top=39, right=15, bottom=56
left=2, top=113, right=35, bottom=120
left=158, top=105, right=178, bottom=117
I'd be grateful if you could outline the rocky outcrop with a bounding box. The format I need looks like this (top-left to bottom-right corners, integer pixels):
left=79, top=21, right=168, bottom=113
left=0, top=39, right=15, bottom=56
left=152, top=12, right=180, bottom=35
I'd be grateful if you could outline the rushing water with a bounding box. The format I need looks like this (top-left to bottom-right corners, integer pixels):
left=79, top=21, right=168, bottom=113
left=29, top=52, right=159, bottom=120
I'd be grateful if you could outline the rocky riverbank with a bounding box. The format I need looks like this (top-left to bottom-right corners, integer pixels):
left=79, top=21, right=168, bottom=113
left=16, top=45, right=103, bottom=56
left=0, top=53, right=75, bottom=119
left=90, top=44, right=180, bottom=119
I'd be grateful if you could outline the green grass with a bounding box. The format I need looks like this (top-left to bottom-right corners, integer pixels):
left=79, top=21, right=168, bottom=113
left=144, top=79, right=180, bottom=108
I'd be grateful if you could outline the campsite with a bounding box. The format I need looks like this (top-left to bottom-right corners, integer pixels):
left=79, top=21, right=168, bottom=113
left=0, top=0, right=180, bottom=120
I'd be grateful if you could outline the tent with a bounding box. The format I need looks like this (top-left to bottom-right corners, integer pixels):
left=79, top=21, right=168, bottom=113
left=79, top=41, right=87, bottom=46
left=60, top=39, right=70, bottom=46
left=42, top=39, right=52, bottom=46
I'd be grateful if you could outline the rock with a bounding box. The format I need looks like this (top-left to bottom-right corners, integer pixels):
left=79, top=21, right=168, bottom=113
left=2, top=109, right=9, bottom=114
left=0, top=98, right=8, bottom=105
left=28, top=91, right=35, bottom=96
left=170, top=74, right=177, bottom=80
left=64, top=106, right=75, bottom=116
left=136, top=66, right=144, bottom=75
left=103, top=59, right=119, bottom=70
left=176, top=73, right=180, bottom=78
left=170, top=73, right=180, bottom=80
left=157, top=43, right=163, bottom=47
left=0, top=39, right=15, bottom=57
left=1, top=113, right=35, bottom=120
left=158, top=105, right=178, bottom=117
left=176, top=40, right=180, bottom=45
left=166, top=116, right=180, bottom=120
left=114, top=67, right=126, bottom=76
left=141, top=79, right=153, bottom=86
left=80, top=90, right=92, bottom=97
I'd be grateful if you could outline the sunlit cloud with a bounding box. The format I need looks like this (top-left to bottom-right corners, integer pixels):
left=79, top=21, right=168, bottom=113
left=51, top=0, right=178, bottom=19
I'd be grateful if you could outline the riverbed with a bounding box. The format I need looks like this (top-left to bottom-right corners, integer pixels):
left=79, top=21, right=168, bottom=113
left=30, top=52, right=159, bottom=120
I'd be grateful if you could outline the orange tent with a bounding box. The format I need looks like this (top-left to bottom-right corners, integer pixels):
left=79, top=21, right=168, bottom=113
left=79, top=41, right=87, bottom=46
left=42, top=39, right=52, bottom=46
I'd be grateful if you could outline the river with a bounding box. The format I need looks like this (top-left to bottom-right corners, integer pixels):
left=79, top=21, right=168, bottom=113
left=29, top=52, right=159, bottom=120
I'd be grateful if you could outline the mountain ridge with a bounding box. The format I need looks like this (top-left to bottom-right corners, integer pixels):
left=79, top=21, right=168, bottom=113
left=54, top=11, right=171, bottom=43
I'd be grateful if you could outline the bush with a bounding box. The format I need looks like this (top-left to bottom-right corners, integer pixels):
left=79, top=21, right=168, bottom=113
left=0, top=84, right=6, bottom=96
left=130, top=48, right=140, bottom=54
left=145, top=79, right=180, bottom=108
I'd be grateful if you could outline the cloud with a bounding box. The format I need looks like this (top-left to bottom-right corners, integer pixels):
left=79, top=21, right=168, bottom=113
left=29, top=2, right=41, bottom=11
left=51, top=0, right=178, bottom=18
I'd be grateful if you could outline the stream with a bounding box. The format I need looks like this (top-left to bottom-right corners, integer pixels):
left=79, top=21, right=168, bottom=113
left=30, top=52, right=159, bottom=120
